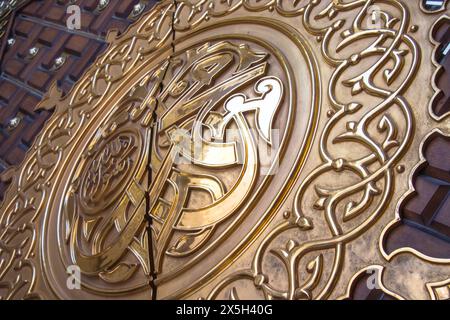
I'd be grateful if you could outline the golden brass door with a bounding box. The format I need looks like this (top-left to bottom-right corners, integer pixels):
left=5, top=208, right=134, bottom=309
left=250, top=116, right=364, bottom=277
left=0, top=0, right=449, bottom=300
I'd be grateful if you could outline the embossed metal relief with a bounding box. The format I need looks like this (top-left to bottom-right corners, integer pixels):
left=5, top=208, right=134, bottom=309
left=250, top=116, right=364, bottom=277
left=0, top=0, right=449, bottom=300
left=0, top=0, right=30, bottom=39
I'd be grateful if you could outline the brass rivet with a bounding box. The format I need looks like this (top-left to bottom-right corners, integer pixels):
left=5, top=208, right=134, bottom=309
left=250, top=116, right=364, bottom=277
left=7, top=116, right=21, bottom=130
left=97, top=0, right=109, bottom=11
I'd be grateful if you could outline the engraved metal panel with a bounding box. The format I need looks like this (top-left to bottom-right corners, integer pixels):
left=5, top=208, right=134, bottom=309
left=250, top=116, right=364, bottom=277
left=0, top=0, right=449, bottom=300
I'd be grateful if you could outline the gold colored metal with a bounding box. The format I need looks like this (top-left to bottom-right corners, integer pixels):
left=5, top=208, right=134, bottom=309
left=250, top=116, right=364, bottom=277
left=429, top=14, right=450, bottom=121
left=0, top=0, right=449, bottom=300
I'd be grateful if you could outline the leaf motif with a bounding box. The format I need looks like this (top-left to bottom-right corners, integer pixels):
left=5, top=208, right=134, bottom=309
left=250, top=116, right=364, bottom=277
left=166, top=227, right=213, bottom=257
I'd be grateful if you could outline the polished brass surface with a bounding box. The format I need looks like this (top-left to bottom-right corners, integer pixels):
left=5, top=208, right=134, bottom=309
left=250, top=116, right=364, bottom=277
left=0, top=0, right=449, bottom=300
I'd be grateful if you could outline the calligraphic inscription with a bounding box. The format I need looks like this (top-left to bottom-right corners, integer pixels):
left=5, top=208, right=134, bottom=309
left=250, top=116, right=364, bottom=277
left=0, top=0, right=449, bottom=300
left=15, top=29, right=317, bottom=298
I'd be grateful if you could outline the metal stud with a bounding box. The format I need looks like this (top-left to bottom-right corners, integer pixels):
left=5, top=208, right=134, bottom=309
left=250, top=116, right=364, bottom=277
left=7, top=116, right=21, bottom=130
left=97, top=0, right=109, bottom=11
left=29, top=47, right=39, bottom=57
left=54, top=56, right=66, bottom=69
